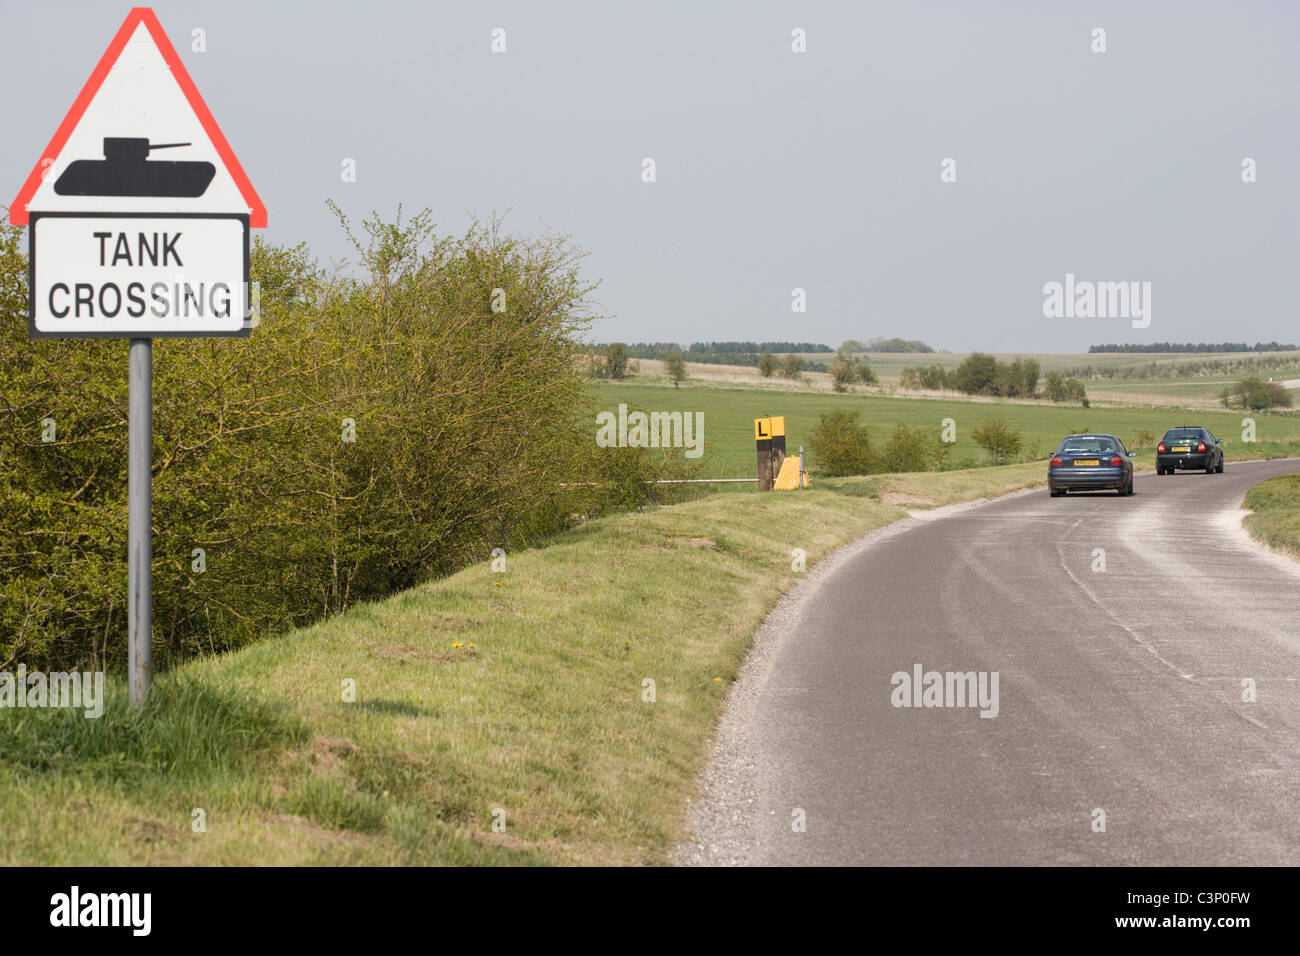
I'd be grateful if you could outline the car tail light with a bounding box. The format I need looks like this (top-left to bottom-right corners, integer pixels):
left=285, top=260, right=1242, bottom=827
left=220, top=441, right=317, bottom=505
left=1197, top=441, right=1206, bottom=452
left=1050, top=457, right=1062, bottom=466
left=1110, top=456, right=1123, bottom=466
left=1157, top=442, right=1166, bottom=453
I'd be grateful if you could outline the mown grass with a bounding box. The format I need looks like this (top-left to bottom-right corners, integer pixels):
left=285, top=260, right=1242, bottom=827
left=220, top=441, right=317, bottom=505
left=1243, top=473, right=1300, bottom=558
left=0, top=463, right=1045, bottom=865
left=590, top=380, right=1300, bottom=479
left=823, top=462, right=1046, bottom=504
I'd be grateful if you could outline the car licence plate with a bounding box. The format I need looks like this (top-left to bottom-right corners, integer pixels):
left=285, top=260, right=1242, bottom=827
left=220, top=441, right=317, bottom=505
left=1171, top=446, right=1189, bottom=452
left=1072, top=459, right=1099, bottom=466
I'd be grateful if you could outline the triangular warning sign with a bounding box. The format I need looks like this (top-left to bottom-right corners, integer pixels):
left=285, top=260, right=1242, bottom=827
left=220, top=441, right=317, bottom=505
left=10, top=7, right=266, bottom=227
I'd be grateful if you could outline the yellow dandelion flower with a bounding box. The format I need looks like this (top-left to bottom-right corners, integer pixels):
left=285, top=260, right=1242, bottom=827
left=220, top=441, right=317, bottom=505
left=452, top=642, right=464, bottom=648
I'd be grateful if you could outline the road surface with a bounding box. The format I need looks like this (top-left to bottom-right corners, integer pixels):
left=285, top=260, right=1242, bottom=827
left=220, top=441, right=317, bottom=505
left=682, top=458, right=1300, bottom=865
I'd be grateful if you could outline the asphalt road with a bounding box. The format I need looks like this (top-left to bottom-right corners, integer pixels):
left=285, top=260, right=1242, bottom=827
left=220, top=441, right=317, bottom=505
left=682, top=458, right=1300, bottom=865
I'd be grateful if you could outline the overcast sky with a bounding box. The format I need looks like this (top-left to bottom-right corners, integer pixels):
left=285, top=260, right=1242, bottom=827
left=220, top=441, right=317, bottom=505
left=5, top=0, right=1298, bottom=352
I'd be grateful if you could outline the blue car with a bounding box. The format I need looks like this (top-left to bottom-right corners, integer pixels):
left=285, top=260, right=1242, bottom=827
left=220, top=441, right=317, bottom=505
left=1048, top=433, right=1135, bottom=497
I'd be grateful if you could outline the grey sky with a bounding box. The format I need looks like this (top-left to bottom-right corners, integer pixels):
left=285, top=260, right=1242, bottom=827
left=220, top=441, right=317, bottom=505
left=5, top=0, right=1298, bottom=351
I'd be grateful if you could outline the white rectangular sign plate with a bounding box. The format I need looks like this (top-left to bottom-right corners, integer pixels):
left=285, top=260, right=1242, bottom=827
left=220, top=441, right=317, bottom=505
left=30, top=212, right=250, bottom=338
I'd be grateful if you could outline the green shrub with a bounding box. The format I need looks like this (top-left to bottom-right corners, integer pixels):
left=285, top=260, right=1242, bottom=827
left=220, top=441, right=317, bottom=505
left=779, top=354, right=804, bottom=380
left=1223, top=376, right=1293, bottom=410
left=811, top=410, right=872, bottom=476
left=952, top=353, right=999, bottom=395
left=901, top=363, right=951, bottom=390
left=607, top=343, right=630, bottom=379
left=1043, top=371, right=1067, bottom=401
left=990, top=358, right=1037, bottom=398
left=879, top=423, right=939, bottom=473
left=664, top=351, right=687, bottom=387
left=827, top=357, right=854, bottom=392
left=971, top=419, right=1023, bottom=465
left=0, top=210, right=686, bottom=670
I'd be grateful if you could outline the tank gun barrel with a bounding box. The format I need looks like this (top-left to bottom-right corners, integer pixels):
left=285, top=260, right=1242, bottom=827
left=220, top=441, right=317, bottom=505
left=55, top=136, right=215, bottom=198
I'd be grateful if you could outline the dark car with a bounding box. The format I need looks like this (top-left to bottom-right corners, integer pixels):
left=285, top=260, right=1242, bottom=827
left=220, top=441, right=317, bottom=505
left=1157, top=427, right=1224, bottom=475
left=1048, top=433, right=1135, bottom=497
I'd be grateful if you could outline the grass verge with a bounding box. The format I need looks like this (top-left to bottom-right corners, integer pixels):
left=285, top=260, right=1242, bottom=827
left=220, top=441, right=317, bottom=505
left=0, top=463, right=1044, bottom=865
left=1243, top=473, right=1300, bottom=559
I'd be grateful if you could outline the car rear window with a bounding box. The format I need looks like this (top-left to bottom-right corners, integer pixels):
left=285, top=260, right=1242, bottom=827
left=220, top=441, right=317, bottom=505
left=1059, top=436, right=1118, bottom=455
left=1162, top=429, right=1203, bottom=442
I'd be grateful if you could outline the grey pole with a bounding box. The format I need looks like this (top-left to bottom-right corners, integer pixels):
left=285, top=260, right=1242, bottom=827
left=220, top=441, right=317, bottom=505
left=128, top=338, right=152, bottom=706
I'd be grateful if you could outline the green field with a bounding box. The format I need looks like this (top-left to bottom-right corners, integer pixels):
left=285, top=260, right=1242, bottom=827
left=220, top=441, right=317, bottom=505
left=590, top=381, right=1300, bottom=479
left=1084, top=379, right=1247, bottom=398
left=1084, top=377, right=1300, bottom=400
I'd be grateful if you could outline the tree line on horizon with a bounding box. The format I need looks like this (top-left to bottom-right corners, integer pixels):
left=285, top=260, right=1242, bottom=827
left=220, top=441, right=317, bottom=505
left=596, top=337, right=936, bottom=369
left=1089, top=342, right=1296, bottom=354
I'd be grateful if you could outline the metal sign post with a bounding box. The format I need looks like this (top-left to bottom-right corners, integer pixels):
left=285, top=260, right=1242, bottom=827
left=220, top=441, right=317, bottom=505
left=128, top=338, right=152, bottom=706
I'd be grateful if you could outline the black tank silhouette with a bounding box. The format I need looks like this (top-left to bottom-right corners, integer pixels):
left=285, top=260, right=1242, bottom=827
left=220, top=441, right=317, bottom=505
left=54, top=138, right=216, bottom=198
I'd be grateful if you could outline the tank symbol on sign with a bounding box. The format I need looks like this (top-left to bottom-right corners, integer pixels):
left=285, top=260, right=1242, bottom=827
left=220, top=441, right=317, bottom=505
left=54, top=138, right=216, bottom=198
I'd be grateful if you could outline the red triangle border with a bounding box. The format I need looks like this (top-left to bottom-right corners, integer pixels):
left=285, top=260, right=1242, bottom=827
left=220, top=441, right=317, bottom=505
left=9, top=7, right=267, bottom=228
